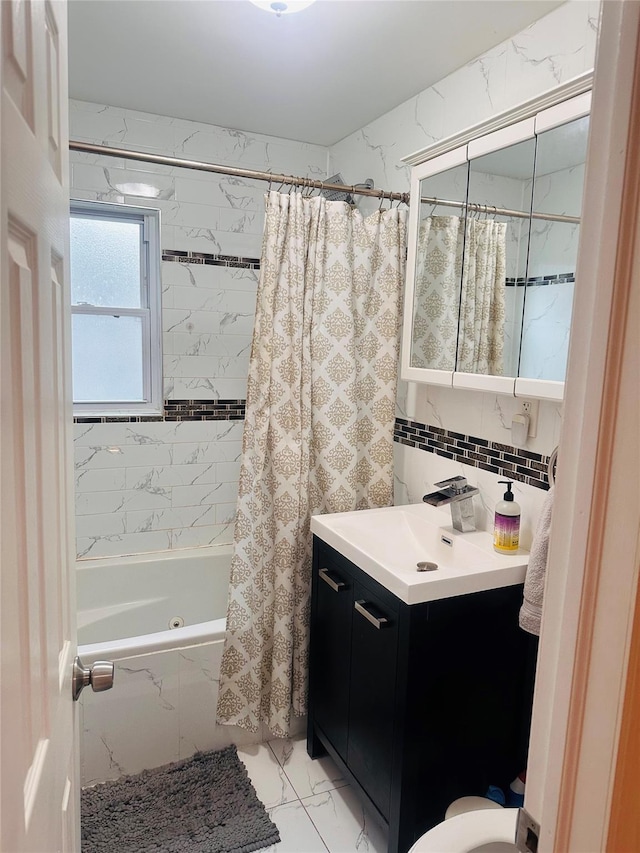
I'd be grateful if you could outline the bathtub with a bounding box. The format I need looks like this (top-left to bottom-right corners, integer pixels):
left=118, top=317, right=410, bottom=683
left=77, top=545, right=261, bottom=786
left=77, top=546, right=230, bottom=657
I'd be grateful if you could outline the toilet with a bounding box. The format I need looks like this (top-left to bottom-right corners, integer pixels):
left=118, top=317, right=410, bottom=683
left=409, top=797, right=519, bottom=853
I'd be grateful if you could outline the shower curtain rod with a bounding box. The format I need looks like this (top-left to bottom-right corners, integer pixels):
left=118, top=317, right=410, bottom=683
left=419, top=196, right=580, bottom=225
left=68, top=140, right=410, bottom=204
left=68, top=141, right=580, bottom=224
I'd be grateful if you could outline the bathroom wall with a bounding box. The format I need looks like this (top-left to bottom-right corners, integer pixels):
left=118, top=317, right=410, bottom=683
left=72, top=0, right=600, bottom=558
left=329, top=0, right=600, bottom=545
left=70, top=101, right=328, bottom=558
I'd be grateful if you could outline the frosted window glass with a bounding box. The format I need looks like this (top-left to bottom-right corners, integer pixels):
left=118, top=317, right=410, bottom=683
left=72, top=314, right=144, bottom=402
left=70, top=216, right=142, bottom=307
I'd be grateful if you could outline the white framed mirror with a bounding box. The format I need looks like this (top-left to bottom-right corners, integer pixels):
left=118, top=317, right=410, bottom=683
left=401, top=74, right=592, bottom=402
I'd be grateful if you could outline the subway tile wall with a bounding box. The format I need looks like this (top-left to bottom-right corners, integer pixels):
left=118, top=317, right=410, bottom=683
left=70, top=100, right=328, bottom=558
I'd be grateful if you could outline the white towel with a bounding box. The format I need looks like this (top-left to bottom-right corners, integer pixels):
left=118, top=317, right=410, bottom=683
left=519, top=486, right=555, bottom=636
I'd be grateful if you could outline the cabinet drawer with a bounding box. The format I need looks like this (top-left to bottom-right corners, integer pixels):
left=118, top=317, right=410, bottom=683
left=347, top=582, right=398, bottom=820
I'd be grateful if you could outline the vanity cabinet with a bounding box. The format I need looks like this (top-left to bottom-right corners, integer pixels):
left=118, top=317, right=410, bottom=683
left=307, top=537, right=537, bottom=853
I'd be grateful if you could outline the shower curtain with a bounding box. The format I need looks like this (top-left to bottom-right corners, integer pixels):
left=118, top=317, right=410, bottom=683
left=411, top=215, right=464, bottom=369
left=217, top=190, right=406, bottom=737
left=457, top=218, right=507, bottom=375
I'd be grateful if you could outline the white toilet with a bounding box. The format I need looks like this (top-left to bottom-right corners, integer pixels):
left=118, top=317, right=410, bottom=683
left=408, top=797, right=519, bottom=853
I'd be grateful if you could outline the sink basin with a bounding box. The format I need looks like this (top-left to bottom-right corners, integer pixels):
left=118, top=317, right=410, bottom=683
left=311, top=503, right=528, bottom=604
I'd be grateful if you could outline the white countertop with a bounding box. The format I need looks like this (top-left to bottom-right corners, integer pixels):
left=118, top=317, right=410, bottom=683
left=311, top=503, right=528, bottom=605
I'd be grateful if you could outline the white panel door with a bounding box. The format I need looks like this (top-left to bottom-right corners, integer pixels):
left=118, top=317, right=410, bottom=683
left=0, top=1, right=79, bottom=851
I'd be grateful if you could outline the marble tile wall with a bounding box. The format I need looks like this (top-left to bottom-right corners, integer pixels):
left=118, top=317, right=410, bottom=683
left=80, top=640, right=264, bottom=785
left=329, top=0, right=599, bottom=529
left=72, top=2, right=599, bottom=557
left=70, top=100, right=328, bottom=558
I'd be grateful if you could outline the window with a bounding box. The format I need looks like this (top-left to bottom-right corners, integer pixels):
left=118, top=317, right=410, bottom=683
left=70, top=200, right=162, bottom=415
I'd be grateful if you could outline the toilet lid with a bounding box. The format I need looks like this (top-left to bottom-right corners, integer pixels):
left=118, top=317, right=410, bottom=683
left=409, top=808, right=519, bottom=853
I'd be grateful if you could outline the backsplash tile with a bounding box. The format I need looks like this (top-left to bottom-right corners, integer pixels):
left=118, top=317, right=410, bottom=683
left=394, top=417, right=551, bottom=491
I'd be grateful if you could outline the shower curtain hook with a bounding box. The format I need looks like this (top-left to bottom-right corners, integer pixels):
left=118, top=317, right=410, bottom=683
left=266, top=171, right=273, bottom=193
left=276, top=174, right=286, bottom=193
left=378, top=189, right=385, bottom=211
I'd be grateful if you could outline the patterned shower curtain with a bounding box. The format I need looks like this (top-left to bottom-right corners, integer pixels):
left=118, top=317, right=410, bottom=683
left=217, top=191, right=407, bottom=737
left=411, top=215, right=464, bottom=369
left=457, top=218, right=507, bottom=375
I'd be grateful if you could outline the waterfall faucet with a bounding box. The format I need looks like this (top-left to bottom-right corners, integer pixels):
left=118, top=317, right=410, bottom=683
left=422, top=476, right=479, bottom=533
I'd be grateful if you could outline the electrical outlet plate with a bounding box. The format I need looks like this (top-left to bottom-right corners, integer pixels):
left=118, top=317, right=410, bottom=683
left=521, top=400, right=539, bottom=437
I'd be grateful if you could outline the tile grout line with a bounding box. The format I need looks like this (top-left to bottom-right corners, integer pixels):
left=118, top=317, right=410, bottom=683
left=263, top=740, right=342, bottom=852
left=297, top=793, right=332, bottom=853
left=264, top=739, right=302, bottom=808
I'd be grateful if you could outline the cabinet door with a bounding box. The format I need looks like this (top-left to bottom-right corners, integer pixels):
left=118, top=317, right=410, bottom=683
left=311, top=550, right=353, bottom=761
left=348, top=582, right=399, bottom=820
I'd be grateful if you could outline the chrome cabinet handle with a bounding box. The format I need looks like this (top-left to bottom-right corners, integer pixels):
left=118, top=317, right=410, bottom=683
left=319, top=567, right=347, bottom=593
left=354, top=599, right=389, bottom=629
left=72, top=656, right=115, bottom=701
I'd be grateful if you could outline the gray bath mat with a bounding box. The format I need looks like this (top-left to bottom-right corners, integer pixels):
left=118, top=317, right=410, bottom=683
left=81, top=745, right=280, bottom=853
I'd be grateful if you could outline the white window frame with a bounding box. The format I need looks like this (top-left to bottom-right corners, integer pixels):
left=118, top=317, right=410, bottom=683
left=70, top=199, right=163, bottom=416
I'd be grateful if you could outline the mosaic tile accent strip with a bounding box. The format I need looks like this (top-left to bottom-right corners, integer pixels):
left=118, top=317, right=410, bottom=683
left=75, top=399, right=246, bottom=424
left=162, top=250, right=260, bottom=270
left=164, top=399, right=246, bottom=420
left=505, top=271, right=575, bottom=287
left=394, top=417, right=551, bottom=491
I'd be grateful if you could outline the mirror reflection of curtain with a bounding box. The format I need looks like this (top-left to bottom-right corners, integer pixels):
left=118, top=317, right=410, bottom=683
left=411, top=215, right=463, bottom=369
left=457, top=219, right=507, bottom=375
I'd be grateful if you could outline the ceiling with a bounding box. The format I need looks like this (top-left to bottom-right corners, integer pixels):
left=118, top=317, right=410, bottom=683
left=68, top=0, right=566, bottom=147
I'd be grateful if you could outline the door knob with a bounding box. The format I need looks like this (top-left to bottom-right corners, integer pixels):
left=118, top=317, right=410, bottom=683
left=72, top=656, right=115, bottom=701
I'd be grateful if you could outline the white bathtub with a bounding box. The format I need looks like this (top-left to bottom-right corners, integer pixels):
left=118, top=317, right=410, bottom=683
left=76, top=545, right=261, bottom=786
left=77, top=546, right=230, bottom=658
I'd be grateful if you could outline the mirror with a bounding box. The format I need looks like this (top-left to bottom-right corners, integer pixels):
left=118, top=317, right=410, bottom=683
left=409, top=162, right=468, bottom=371
left=402, top=87, right=591, bottom=399
left=518, top=115, right=589, bottom=381
left=461, top=138, right=536, bottom=377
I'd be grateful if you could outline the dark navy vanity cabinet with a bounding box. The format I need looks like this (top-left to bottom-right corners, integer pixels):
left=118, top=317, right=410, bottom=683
left=307, top=536, right=537, bottom=853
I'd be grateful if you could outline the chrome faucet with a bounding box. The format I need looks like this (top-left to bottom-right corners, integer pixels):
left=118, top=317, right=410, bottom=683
left=422, top=476, right=479, bottom=533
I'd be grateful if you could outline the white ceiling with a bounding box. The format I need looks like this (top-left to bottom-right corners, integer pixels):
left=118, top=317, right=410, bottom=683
left=68, top=0, right=565, bottom=147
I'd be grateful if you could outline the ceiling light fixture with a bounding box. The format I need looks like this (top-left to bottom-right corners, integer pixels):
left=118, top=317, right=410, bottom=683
left=249, top=1, right=317, bottom=17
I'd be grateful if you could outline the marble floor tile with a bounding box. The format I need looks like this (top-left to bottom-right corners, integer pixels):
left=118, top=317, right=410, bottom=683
left=261, top=800, right=328, bottom=853
left=237, top=742, right=298, bottom=810
left=268, top=734, right=347, bottom=800
left=301, top=786, right=389, bottom=853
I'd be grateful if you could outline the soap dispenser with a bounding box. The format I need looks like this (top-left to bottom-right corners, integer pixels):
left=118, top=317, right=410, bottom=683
left=493, top=480, right=521, bottom=554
